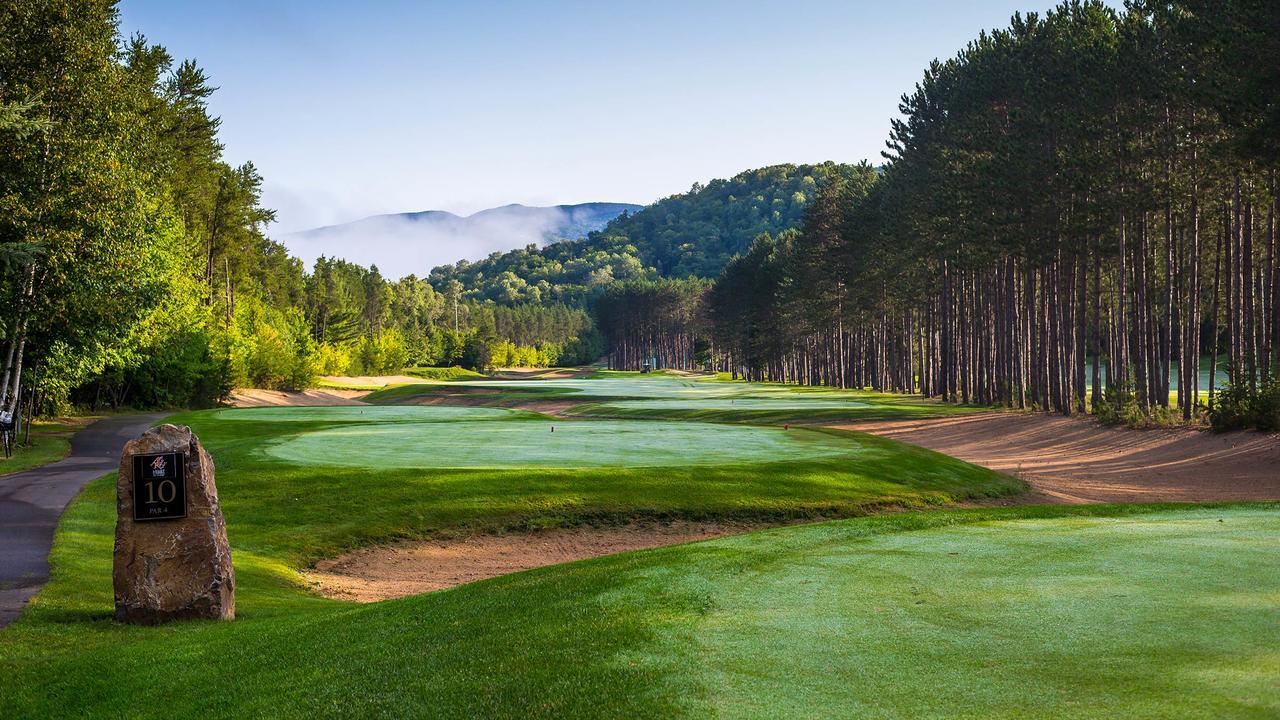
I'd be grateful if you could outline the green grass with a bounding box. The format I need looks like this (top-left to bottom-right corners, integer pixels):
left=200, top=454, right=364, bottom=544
left=7, top=377, right=1267, bottom=716
left=364, top=374, right=987, bottom=423
left=403, top=365, right=486, bottom=381
left=0, top=418, right=83, bottom=476
left=266, top=415, right=876, bottom=469
left=3, top=502, right=1275, bottom=718
left=139, top=407, right=1022, bottom=561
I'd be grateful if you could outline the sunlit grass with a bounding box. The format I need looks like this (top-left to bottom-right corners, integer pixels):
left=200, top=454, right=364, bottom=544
left=3, top=500, right=1275, bottom=718
left=0, top=418, right=85, bottom=476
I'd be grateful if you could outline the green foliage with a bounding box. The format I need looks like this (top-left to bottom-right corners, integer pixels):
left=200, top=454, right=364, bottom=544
left=219, top=300, right=316, bottom=391
left=428, top=242, right=652, bottom=307
left=403, top=366, right=484, bottom=381
left=588, top=162, right=867, bottom=277
left=1209, top=374, right=1280, bottom=432
left=424, top=164, right=864, bottom=312
left=1094, top=386, right=1144, bottom=427
left=353, top=328, right=409, bottom=376
left=594, top=278, right=710, bottom=369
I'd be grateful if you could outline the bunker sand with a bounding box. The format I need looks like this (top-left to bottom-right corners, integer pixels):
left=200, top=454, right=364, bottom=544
left=306, top=521, right=760, bottom=602
left=227, top=388, right=369, bottom=407
left=833, top=413, right=1280, bottom=503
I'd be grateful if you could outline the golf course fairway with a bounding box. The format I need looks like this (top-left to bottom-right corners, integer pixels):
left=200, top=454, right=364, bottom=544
left=266, top=415, right=863, bottom=468
left=2, top=503, right=1275, bottom=718
left=2, top=379, right=1273, bottom=718
left=363, top=374, right=982, bottom=423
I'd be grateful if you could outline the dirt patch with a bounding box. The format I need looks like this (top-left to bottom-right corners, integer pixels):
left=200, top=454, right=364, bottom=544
left=227, top=388, right=369, bottom=407
left=488, top=367, right=596, bottom=380
left=306, top=521, right=758, bottom=602
left=320, top=374, right=426, bottom=387
left=511, top=400, right=581, bottom=417
left=398, top=386, right=581, bottom=416
left=833, top=413, right=1280, bottom=504
left=663, top=369, right=718, bottom=378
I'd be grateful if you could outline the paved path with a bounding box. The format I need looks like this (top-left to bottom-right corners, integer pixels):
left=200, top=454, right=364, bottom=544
left=0, top=413, right=166, bottom=627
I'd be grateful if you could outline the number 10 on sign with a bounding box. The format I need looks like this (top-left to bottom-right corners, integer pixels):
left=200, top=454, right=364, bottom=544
left=132, top=452, right=187, bottom=521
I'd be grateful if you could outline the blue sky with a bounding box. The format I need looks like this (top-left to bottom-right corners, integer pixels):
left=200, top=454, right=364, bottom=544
left=119, top=1, right=1117, bottom=236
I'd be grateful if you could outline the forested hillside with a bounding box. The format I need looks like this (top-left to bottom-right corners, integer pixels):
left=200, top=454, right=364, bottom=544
left=584, top=163, right=870, bottom=277
left=426, top=163, right=863, bottom=305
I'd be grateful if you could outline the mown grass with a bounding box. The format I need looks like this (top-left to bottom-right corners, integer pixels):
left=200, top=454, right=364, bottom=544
left=363, top=374, right=988, bottom=424
left=2, top=502, right=1275, bottom=718
left=137, top=407, right=1023, bottom=563
left=0, top=418, right=85, bottom=476
left=570, top=391, right=984, bottom=424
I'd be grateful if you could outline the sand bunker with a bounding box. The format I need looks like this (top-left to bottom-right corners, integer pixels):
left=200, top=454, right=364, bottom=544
left=227, top=388, right=369, bottom=407
left=306, top=521, right=755, bottom=602
left=319, top=374, right=426, bottom=387
left=835, top=413, right=1280, bottom=503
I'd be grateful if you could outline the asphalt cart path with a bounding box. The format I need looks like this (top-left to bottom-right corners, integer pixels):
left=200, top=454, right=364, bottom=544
left=0, top=413, right=167, bottom=627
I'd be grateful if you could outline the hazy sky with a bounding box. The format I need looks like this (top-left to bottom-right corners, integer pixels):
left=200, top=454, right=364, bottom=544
left=118, top=1, right=1116, bottom=236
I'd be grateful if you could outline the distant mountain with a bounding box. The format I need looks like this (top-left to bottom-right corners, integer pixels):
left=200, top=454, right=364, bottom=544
left=282, top=202, right=642, bottom=278
left=586, top=162, right=869, bottom=277
left=427, top=163, right=868, bottom=307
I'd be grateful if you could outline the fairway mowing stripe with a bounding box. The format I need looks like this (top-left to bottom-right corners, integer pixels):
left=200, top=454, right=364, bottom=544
left=264, top=418, right=867, bottom=469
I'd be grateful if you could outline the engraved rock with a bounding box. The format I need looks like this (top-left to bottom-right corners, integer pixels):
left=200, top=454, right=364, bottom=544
left=113, top=424, right=234, bottom=624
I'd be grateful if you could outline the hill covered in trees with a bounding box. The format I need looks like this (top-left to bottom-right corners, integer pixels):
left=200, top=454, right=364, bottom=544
left=584, top=163, right=869, bottom=277
left=426, top=163, right=866, bottom=305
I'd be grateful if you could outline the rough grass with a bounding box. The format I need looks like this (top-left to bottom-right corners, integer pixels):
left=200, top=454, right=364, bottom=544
left=2, top=502, right=1275, bottom=718
left=403, top=365, right=486, bottom=381
left=0, top=418, right=82, bottom=476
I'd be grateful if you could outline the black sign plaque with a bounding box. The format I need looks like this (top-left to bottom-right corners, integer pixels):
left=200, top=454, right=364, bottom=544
left=132, top=452, right=186, bottom=522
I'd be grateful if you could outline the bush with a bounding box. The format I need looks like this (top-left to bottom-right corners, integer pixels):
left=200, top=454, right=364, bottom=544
left=461, top=334, right=496, bottom=371
left=314, top=343, right=353, bottom=375
left=353, top=329, right=410, bottom=376
left=1256, top=377, right=1280, bottom=432
left=1211, top=373, right=1280, bottom=432
left=219, top=301, right=317, bottom=391
left=1094, top=386, right=1144, bottom=427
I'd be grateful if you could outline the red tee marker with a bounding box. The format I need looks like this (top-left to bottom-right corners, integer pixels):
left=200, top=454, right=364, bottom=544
left=784, top=424, right=790, bottom=430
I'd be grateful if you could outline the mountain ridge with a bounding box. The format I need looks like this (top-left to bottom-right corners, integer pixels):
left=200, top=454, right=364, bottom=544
left=281, top=201, right=643, bottom=277
left=290, top=202, right=643, bottom=239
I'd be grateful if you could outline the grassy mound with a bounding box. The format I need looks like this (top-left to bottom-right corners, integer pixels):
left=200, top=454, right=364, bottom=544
left=3, top=503, right=1275, bottom=718
left=403, top=366, right=486, bottom=381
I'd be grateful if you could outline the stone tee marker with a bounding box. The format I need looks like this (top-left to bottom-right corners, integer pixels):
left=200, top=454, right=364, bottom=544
left=113, top=424, right=235, bottom=624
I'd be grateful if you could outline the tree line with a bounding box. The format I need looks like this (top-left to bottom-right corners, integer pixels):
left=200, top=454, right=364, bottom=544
left=0, top=1, right=602, bottom=424
left=699, top=0, right=1279, bottom=430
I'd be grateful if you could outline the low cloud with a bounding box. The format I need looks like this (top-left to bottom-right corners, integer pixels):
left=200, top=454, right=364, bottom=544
left=276, top=204, right=637, bottom=279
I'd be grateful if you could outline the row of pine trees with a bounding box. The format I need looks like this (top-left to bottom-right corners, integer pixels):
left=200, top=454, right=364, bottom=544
left=704, top=1, right=1279, bottom=429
